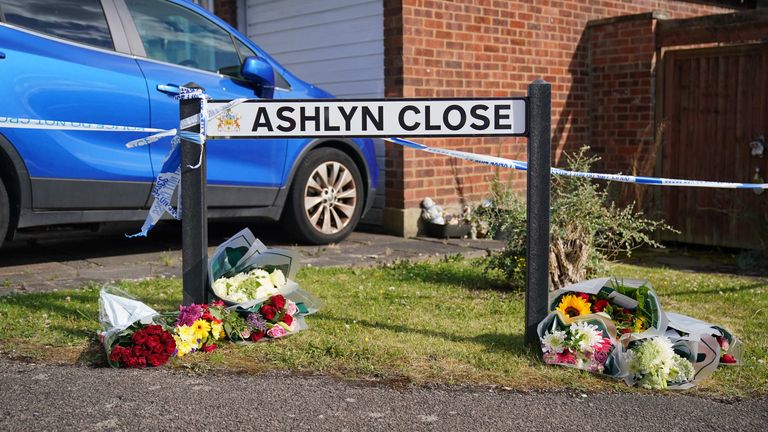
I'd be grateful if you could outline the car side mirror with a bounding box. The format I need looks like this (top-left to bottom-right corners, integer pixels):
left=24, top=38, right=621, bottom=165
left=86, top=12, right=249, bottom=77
left=241, top=56, right=275, bottom=99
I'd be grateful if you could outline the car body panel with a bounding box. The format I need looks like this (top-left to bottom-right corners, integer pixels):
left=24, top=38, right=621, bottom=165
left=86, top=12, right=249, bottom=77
left=0, top=0, right=378, bottom=237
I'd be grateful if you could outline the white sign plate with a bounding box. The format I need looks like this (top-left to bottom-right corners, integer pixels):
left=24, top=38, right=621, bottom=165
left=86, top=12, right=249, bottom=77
left=206, top=99, right=527, bottom=138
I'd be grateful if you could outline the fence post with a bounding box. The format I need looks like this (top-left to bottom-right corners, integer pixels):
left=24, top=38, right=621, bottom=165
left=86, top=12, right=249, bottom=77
left=525, top=79, right=551, bottom=346
left=180, top=83, right=209, bottom=306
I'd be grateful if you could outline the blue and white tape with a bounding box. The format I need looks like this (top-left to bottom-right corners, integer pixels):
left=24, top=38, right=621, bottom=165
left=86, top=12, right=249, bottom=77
left=386, top=137, right=768, bottom=190
left=2, top=96, right=766, bottom=238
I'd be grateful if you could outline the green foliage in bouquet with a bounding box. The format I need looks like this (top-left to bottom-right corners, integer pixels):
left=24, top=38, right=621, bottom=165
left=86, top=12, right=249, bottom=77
left=479, top=147, right=675, bottom=289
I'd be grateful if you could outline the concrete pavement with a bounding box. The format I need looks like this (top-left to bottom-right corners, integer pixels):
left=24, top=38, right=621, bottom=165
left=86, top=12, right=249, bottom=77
left=2, top=358, right=765, bottom=432
left=0, top=222, right=504, bottom=296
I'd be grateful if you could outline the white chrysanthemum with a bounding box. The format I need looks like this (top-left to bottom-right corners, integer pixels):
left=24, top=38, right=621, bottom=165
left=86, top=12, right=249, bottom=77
left=668, top=355, right=695, bottom=384
left=255, top=284, right=278, bottom=300
left=570, top=322, right=603, bottom=351
left=625, top=336, right=679, bottom=389
left=541, top=330, right=567, bottom=354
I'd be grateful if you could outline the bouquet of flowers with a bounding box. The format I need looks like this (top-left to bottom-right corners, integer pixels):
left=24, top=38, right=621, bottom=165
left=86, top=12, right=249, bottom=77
left=99, top=286, right=176, bottom=368
left=549, top=278, right=667, bottom=337
left=538, top=313, right=618, bottom=375
left=208, top=228, right=322, bottom=314
left=107, top=324, right=176, bottom=368
left=538, top=277, right=742, bottom=390
left=172, top=301, right=228, bottom=357
left=212, top=268, right=287, bottom=304
left=619, top=336, right=696, bottom=390
left=666, top=312, right=744, bottom=366
left=234, top=294, right=305, bottom=341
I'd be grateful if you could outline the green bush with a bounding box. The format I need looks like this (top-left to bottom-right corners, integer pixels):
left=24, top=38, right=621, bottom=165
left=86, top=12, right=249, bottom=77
left=478, top=147, right=675, bottom=289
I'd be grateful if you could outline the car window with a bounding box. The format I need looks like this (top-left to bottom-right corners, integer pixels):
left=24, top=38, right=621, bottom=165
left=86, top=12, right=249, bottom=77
left=125, top=0, right=240, bottom=76
left=233, top=38, right=291, bottom=90
left=0, top=0, right=114, bottom=50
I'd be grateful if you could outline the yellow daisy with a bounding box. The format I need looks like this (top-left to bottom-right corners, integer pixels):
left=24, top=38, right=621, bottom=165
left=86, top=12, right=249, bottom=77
left=556, top=294, right=592, bottom=320
left=192, top=319, right=211, bottom=341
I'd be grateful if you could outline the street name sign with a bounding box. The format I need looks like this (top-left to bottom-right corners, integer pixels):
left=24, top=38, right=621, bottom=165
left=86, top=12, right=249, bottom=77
left=206, top=99, right=527, bottom=138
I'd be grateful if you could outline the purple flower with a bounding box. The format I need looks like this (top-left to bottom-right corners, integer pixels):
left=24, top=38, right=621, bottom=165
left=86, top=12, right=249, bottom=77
left=246, top=313, right=268, bottom=332
left=176, top=304, right=203, bottom=327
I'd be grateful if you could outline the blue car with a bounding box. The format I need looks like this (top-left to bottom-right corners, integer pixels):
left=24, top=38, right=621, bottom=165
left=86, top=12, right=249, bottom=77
left=0, top=0, right=378, bottom=247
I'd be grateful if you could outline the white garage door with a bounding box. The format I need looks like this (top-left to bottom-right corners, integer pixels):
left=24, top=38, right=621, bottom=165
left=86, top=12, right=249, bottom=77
left=242, top=0, right=385, bottom=225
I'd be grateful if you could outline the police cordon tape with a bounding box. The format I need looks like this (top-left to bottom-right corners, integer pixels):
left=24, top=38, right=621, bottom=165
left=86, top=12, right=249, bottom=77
left=1, top=92, right=766, bottom=236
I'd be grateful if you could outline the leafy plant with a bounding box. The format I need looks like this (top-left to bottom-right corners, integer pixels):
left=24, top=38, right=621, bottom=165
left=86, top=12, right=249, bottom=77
left=480, top=147, right=676, bottom=289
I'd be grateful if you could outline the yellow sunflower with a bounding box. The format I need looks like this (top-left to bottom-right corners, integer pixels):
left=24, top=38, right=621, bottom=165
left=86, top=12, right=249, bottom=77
left=556, top=294, right=592, bottom=320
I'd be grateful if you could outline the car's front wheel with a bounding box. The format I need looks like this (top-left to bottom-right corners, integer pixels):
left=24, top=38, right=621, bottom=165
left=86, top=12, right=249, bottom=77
left=282, top=147, right=364, bottom=244
left=0, top=180, right=9, bottom=249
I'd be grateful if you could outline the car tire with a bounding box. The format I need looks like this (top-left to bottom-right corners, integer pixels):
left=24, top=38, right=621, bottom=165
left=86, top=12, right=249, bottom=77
left=0, top=180, right=9, bottom=249
left=282, top=148, right=364, bottom=245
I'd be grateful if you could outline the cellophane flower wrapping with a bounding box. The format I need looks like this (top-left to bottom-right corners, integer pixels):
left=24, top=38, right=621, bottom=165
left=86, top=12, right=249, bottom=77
left=206, top=228, right=321, bottom=342
left=548, top=278, right=667, bottom=338
left=615, top=333, right=708, bottom=390
left=208, top=228, right=322, bottom=314
left=538, top=277, right=742, bottom=390
left=98, top=286, right=176, bottom=368
left=537, top=312, right=621, bottom=376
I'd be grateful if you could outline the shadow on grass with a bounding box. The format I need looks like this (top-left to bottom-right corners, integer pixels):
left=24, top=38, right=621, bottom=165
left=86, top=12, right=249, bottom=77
left=381, top=260, right=517, bottom=293
left=319, top=315, right=539, bottom=360
left=666, top=281, right=767, bottom=297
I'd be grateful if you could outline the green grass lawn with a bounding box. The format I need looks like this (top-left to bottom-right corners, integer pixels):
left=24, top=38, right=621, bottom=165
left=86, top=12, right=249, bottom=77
left=0, top=258, right=766, bottom=397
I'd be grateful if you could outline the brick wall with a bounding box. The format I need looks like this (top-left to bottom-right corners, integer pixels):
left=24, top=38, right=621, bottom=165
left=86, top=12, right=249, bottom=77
left=589, top=15, right=658, bottom=174
left=383, top=0, right=735, bottom=236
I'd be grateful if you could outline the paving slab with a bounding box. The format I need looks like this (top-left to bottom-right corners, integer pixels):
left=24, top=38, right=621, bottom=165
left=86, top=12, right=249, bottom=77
left=0, top=222, right=504, bottom=296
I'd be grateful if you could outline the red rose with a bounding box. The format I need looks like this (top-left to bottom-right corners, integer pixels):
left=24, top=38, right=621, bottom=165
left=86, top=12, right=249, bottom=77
left=148, top=354, right=167, bottom=367
left=260, top=305, right=277, bottom=321
left=250, top=331, right=265, bottom=342
left=212, top=300, right=226, bottom=307
left=620, top=328, right=631, bottom=334
left=110, top=346, right=127, bottom=364
left=132, top=330, right=148, bottom=345
left=592, top=299, right=610, bottom=313
left=132, top=345, right=148, bottom=358
left=282, top=313, right=293, bottom=326
left=576, top=293, right=589, bottom=302
left=146, top=338, right=163, bottom=354
left=143, top=325, right=160, bottom=337
left=721, top=354, right=737, bottom=364
left=201, top=304, right=209, bottom=311
left=270, top=295, right=286, bottom=311
left=202, top=344, right=217, bottom=353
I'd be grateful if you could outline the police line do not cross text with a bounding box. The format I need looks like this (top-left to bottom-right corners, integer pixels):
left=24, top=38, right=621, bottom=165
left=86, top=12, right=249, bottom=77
left=206, top=99, right=528, bottom=138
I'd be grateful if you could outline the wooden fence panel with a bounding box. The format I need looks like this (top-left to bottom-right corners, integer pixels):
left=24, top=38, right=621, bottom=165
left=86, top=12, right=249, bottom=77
left=661, top=44, right=768, bottom=249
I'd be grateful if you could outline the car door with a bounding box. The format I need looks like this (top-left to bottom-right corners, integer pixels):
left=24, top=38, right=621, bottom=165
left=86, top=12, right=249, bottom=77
left=0, top=0, right=154, bottom=210
left=118, top=0, right=287, bottom=208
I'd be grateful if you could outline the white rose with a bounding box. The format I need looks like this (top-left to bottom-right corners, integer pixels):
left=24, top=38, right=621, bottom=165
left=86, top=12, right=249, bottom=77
left=249, top=269, right=270, bottom=278
left=270, top=269, right=286, bottom=287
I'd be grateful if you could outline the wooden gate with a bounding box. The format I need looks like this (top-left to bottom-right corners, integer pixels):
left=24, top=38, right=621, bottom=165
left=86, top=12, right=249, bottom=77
left=660, top=43, right=768, bottom=249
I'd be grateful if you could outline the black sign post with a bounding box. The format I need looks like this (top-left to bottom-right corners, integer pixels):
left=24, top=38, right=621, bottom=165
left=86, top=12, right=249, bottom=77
left=524, top=80, right=552, bottom=345
left=179, top=83, right=209, bottom=306
left=178, top=80, right=551, bottom=344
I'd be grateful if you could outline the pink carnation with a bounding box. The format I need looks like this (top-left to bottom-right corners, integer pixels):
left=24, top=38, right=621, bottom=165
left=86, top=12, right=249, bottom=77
left=267, top=325, right=287, bottom=338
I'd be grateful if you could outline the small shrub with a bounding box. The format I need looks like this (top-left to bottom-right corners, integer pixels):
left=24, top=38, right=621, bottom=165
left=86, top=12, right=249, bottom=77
left=479, top=147, right=675, bottom=289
